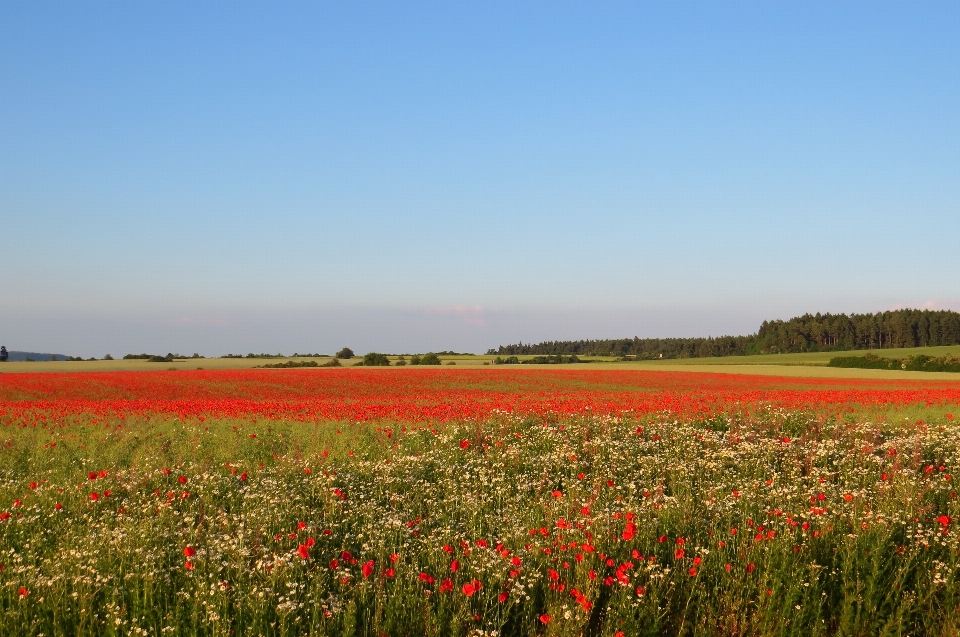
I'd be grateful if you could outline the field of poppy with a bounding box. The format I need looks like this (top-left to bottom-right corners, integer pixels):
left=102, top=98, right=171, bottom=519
left=2, top=369, right=960, bottom=636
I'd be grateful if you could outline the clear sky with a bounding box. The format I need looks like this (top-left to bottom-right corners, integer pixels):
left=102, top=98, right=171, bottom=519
left=2, top=2, right=958, bottom=356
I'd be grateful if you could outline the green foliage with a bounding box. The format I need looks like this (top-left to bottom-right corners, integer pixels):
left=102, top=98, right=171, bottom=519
left=419, top=353, right=441, bottom=365
left=829, top=353, right=960, bottom=372
left=221, top=353, right=286, bottom=359
left=489, top=309, right=960, bottom=360
left=408, top=353, right=442, bottom=366
left=320, top=358, right=342, bottom=368
left=336, top=348, right=355, bottom=360
left=520, top=355, right=581, bottom=365
left=362, top=352, right=391, bottom=367
left=254, top=360, right=320, bottom=369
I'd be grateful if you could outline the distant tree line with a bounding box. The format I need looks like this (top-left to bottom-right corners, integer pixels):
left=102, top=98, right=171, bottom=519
left=355, top=352, right=446, bottom=367
left=828, top=353, right=960, bottom=373
left=254, top=360, right=321, bottom=369
left=221, top=353, right=284, bottom=359
left=488, top=309, right=960, bottom=359
left=493, top=355, right=582, bottom=365
left=125, top=353, right=203, bottom=362
left=488, top=335, right=754, bottom=359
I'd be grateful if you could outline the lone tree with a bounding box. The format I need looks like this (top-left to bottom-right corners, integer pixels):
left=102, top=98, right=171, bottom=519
left=419, top=353, right=442, bottom=365
left=0, top=346, right=7, bottom=362
left=336, top=347, right=354, bottom=360
left=362, top=352, right=391, bottom=367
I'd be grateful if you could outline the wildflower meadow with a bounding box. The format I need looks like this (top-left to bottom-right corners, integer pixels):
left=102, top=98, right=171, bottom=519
left=2, top=368, right=960, bottom=636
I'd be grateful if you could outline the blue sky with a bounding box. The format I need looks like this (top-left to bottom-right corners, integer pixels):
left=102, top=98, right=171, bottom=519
left=2, top=2, right=958, bottom=356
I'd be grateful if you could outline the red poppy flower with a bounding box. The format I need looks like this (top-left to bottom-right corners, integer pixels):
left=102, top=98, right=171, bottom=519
left=362, top=560, right=374, bottom=579
left=297, top=544, right=310, bottom=560
left=90, top=492, right=99, bottom=501
left=330, top=559, right=339, bottom=570
left=18, top=587, right=29, bottom=597
left=450, top=559, right=459, bottom=572
left=462, top=580, right=481, bottom=596
left=938, top=515, right=952, bottom=526
left=184, top=561, right=194, bottom=570
left=439, top=578, right=454, bottom=592
left=539, top=614, right=551, bottom=624
left=459, top=440, right=470, bottom=449
left=183, top=546, right=195, bottom=557
left=88, top=472, right=97, bottom=481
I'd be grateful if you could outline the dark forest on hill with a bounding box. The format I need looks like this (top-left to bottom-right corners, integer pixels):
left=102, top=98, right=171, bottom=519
left=488, top=309, right=960, bottom=360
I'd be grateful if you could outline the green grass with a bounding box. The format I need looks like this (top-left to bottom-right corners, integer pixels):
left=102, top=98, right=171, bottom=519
left=3, top=408, right=960, bottom=635
left=642, top=344, right=960, bottom=367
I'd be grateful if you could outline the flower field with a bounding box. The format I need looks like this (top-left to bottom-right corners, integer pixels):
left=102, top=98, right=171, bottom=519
left=2, top=369, right=960, bottom=636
